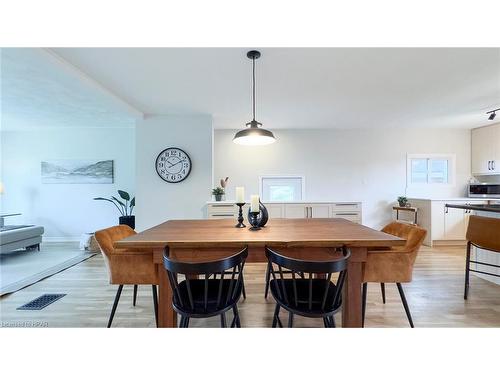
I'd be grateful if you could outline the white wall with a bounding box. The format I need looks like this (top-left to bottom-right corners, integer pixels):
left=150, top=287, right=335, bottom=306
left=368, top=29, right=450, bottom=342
left=0, top=127, right=135, bottom=240
left=214, top=128, right=471, bottom=229
left=135, top=115, right=213, bottom=231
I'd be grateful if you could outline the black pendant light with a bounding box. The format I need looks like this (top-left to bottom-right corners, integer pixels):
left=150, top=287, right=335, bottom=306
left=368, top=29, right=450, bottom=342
left=233, top=50, right=276, bottom=145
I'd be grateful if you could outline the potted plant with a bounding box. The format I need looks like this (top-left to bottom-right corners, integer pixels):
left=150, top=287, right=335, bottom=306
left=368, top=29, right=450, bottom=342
left=212, top=187, right=225, bottom=201
left=94, top=190, right=136, bottom=229
left=212, top=177, right=228, bottom=201
left=397, top=196, right=409, bottom=207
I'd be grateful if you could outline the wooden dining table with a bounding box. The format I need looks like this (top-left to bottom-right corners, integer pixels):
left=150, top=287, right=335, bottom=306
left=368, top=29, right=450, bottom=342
left=114, top=218, right=405, bottom=328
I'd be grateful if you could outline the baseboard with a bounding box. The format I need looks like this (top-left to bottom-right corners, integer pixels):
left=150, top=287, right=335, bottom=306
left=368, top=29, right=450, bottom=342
left=432, top=240, right=467, bottom=247
left=43, top=236, right=80, bottom=242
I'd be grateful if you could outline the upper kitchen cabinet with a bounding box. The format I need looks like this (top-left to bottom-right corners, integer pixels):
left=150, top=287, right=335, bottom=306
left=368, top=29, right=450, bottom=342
left=471, top=124, right=500, bottom=175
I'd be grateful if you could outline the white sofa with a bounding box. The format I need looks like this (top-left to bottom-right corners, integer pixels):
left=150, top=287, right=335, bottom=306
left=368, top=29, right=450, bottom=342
left=0, top=225, right=44, bottom=254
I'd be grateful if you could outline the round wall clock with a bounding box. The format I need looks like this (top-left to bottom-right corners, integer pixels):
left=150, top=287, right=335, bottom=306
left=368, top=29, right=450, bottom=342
left=155, top=147, right=192, bottom=183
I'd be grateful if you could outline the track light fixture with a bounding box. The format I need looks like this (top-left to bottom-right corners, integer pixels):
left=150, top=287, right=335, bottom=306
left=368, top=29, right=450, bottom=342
left=487, top=108, right=499, bottom=121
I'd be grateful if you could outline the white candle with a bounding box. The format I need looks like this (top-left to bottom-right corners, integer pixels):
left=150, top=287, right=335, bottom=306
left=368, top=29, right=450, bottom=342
left=250, top=195, right=260, bottom=213
left=235, top=187, right=245, bottom=203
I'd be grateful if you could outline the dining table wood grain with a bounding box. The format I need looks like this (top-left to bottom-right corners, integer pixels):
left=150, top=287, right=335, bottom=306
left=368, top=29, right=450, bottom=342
left=115, top=218, right=405, bottom=328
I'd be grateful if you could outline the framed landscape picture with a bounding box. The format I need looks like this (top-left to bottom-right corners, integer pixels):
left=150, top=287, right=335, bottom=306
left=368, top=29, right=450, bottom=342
left=41, top=160, right=114, bottom=184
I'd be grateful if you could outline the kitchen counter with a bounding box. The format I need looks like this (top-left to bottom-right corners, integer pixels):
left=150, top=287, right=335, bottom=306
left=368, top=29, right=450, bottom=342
left=409, top=197, right=498, bottom=201
left=445, top=203, right=500, bottom=213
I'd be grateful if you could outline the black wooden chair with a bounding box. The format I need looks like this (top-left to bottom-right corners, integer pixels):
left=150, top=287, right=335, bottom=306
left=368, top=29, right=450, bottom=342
left=163, top=246, right=248, bottom=328
left=265, top=246, right=350, bottom=328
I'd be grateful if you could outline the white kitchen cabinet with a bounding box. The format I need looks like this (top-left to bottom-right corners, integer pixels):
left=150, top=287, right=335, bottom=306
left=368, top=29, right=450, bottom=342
left=309, top=204, right=331, bottom=218
left=410, top=199, right=486, bottom=246
left=266, top=203, right=284, bottom=218
left=207, top=201, right=362, bottom=222
left=471, top=124, right=500, bottom=175
left=284, top=204, right=308, bottom=218
left=443, top=201, right=468, bottom=240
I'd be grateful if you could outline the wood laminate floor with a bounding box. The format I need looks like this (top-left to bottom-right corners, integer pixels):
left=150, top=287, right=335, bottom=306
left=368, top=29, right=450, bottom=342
left=0, top=245, right=499, bottom=328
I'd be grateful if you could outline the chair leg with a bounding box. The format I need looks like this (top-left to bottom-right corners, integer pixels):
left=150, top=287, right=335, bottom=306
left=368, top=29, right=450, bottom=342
left=184, top=317, right=190, bottom=328
left=396, top=283, right=414, bottom=328
left=133, top=285, right=138, bottom=306
left=362, top=282, right=367, bottom=328
left=231, top=305, right=241, bottom=328
left=323, top=317, right=330, bottom=328
left=107, top=285, right=123, bottom=328
left=287, top=312, right=294, bottom=328
left=241, top=278, right=247, bottom=300
left=220, top=312, right=227, bottom=328
left=464, top=242, right=471, bottom=300
left=330, top=315, right=336, bottom=328
left=380, top=283, right=386, bottom=304
left=272, top=304, right=281, bottom=328
left=152, top=285, right=158, bottom=328
left=264, top=263, right=271, bottom=299
left=179, top=316, right=185, bottom=328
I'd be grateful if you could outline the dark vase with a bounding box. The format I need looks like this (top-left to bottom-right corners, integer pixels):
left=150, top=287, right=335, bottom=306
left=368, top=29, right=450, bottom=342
left=119, top=215, right=135, bottom=229
left=247, top=201, right=269, bottom=228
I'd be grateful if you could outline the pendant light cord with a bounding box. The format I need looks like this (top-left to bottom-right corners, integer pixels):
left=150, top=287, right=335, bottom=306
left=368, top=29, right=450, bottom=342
left=252, top=56, right=256, bottom=121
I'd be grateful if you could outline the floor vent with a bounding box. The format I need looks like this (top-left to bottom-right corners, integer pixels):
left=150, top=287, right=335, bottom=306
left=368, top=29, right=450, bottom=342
left=17, top=294, right=66, bottom=310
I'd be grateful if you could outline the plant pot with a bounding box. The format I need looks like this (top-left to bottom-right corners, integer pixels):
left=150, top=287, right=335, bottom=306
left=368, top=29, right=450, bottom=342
left=398, top=202, right=407, bottom=207
left=119, top=215, right=135, bottom=229
left=214, top=194, right=225, bottom=202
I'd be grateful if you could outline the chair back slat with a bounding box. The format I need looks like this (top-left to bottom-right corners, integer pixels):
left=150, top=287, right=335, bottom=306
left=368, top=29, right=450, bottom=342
left=163, top=246, right=248, bottom=315
left=265, top=246, right=351, bottom=314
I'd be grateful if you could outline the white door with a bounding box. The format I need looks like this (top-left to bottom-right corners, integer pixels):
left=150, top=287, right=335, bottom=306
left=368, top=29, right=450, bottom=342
left=310, top=204, right=331, bottom=218
left=266, top=204, right=284, bottom=218
left=472, top=126, right=495, bottom=175
left=284, top=204, right=307, bottom=218
left=443, top=203, right=467, bottom=240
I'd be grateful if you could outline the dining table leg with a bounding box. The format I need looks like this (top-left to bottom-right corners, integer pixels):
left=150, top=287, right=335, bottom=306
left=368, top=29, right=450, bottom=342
left=342, top=247, right=367, bottom=328
left=158, top=265, right=177, bottom=328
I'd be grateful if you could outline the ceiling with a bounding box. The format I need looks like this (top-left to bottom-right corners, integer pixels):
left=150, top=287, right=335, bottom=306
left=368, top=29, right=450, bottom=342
left=1, top=48, right=137, bottom=130
left=2, top=48, right=500, bottom=130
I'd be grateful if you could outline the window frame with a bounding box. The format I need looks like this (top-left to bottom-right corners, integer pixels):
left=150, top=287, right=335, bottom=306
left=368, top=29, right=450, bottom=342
left=259, top=175, right=306, bottom=202
left=406, top=153, right=456, bottom=187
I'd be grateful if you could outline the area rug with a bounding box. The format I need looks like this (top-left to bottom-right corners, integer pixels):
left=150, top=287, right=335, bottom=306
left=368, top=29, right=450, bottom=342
left=0, top=242, right=96, bottom=296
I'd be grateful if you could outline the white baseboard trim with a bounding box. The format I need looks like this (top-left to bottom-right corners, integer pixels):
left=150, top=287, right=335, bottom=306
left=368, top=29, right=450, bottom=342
left=43, top=236, right=80, bottom=242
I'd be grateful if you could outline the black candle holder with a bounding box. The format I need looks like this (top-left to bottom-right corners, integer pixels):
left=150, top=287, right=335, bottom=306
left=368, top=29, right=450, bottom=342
left=248, top=211, right=261, bottom=231
left=235, top=203, right=246, bottom=228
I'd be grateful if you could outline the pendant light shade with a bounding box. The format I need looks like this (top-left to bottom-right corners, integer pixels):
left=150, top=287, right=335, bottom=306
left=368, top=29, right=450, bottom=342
left=233, top=50, right=276, bottom=146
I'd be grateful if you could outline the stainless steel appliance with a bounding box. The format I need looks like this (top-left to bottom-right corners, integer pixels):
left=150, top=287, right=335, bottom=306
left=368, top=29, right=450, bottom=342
left=469, top=183, right=500, bottom=198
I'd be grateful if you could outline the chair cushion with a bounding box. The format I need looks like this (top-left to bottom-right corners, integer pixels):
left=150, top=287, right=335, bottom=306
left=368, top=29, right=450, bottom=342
left=269, top=278, right=342, bottom=315
left=173, top=279, right=242, bottom=315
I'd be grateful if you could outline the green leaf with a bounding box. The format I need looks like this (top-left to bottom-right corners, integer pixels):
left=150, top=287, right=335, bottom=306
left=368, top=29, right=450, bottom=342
left=94, top=197, right=113, bottom=202
left=118, top=190, right=130, bottom=201
left=130, top=197, right=135, bottom=207
left=111, top=196, right=125, bottom=206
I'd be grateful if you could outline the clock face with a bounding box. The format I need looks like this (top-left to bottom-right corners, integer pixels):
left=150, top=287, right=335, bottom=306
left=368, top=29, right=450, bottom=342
left=155, top=147, right=192, bottom=183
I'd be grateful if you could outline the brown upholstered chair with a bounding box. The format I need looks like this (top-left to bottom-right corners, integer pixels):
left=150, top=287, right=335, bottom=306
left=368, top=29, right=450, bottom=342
left=464, top=215, right=500, bottom=299
left=95, top=225, right=159, bottom=327
left=362, top=221, right=427, bottom=328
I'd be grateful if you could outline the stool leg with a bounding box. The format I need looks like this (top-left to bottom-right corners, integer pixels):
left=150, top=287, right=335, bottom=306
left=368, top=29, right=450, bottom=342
left=464, top=242, right=471, bottom=300
left=287, top=312, right=294, bottom=328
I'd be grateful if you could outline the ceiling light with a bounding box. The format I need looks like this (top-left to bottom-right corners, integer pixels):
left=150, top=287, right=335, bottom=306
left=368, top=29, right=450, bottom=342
left=487, top=108, right=499, bottom=121
left=233, top=50, right=276, bottom=146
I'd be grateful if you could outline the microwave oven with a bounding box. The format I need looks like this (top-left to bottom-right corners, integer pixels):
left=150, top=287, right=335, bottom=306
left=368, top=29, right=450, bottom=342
left=469, top=183, right=500, bottom=198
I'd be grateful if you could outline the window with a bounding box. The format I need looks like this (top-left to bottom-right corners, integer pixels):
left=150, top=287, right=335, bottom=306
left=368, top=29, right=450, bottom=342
left=260, top=176, right=304, bottom=202
left=407, top=154, right=455, bottom=185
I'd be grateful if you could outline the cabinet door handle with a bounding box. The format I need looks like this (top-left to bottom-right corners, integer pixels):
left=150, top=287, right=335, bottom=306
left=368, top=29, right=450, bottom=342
left=493, top=161, right=496, bottom=170
left=488, top=161, right=492, bottom=170
left=308, top=207, right=312, bottom=218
